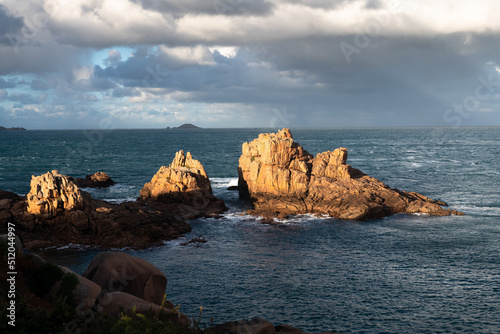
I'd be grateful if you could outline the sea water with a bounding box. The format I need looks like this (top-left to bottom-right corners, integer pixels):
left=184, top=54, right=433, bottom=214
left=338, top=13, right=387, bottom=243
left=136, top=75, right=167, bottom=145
left=1, top=127, right=499, bottom=333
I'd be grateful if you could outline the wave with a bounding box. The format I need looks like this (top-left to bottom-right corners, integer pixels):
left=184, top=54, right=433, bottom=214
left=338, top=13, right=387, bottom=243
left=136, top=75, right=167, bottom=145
left=105, top=197, right=138, bottom=204
left=219, top=212, right=331, bottom=225
left=211, top=177, right=238, bottom=188
left=55, top=243, right=93, bottom=251
left=454, top=205, right=500, bottom=216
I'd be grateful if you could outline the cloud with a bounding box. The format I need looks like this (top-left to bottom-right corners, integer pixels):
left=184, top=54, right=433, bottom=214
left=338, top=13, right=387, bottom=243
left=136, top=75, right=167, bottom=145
left=0, top=4, right=24, bottom=45
left=30, top=79, right=50, bottom=90
left=0, top=77, right=17, bottom=88
left=7, top=92, right=38, bottom=105
left=103, top=49, right=122, bottom=67
left=112, top=87, right=142, bottom=97
left=0, top=0, right=499, bottom=129
left=131, top=0, right=275, bottom=17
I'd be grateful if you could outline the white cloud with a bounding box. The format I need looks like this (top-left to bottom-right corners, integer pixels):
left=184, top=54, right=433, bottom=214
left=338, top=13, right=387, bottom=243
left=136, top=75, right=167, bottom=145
left=159, top=45, right=215, bottom=66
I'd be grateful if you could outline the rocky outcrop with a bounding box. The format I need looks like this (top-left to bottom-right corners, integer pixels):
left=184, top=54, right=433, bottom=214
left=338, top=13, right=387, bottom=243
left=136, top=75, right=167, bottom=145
left=73, top=172, right=115, bottom=188
left=26, top=170, right=92, bottom=216
left=0, top=171, right=191, bottom=250
left=140, top=150, right=227, bottom=219
left=238, top=129, right=464, bottom=220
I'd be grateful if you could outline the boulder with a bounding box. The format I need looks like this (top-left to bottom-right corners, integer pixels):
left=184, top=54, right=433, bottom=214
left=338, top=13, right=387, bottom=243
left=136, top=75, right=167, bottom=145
left=140, top=150, right=227, bottom=219
left=83, top=252, right=167, bottom=305
left=238, top=129, right=464, bottom=220
left=97, top=291, right=190, bottom=326
left=59, top=266, right=102, bottom=312
left=0, top=171, right=191, bottom=250
left=74, top=172, right=115, bottom=188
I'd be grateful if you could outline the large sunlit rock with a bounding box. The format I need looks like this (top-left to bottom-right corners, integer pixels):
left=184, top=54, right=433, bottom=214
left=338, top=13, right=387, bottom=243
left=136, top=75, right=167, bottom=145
left=140, top=150, right=227, bottom=219
left=238, top=128, right=464, bottom=220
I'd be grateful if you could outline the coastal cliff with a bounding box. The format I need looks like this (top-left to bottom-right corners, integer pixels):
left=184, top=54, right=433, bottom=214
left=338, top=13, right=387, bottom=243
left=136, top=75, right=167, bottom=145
left=238, top=128, right=464, bottom=220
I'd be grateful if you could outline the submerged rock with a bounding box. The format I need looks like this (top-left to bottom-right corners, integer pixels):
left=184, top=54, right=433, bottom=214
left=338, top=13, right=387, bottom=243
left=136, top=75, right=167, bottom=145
left=140, top=150, right=227, bottom=219
left=0, top=171, right=191, bottom=250
left=238, top=129, right=464, bottom=220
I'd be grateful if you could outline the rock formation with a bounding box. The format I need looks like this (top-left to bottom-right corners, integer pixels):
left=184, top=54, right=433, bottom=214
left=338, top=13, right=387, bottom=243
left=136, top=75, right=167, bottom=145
left=26, top=170, right=91, bottom=216
left=238, top=129, right=464, bottom=220
left=83, top=252, right=167, bottom=306
left=140, top=150, right=227, bottom=219
left=0, top=171, right=191, bottom=250
left=73, top=172, right=115, bottom=188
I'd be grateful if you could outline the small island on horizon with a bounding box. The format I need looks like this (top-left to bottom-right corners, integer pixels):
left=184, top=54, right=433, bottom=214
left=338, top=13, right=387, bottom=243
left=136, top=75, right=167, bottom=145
left=166, top=123, right=201, bottom=130
left=0, top=126, right=27, bottom=131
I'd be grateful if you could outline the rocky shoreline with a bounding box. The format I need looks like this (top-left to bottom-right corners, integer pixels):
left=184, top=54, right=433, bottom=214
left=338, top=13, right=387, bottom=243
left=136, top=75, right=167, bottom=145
left=0, top=129, right=464, bottom=250
left=0, top=151, right=225, bottom=251
left=0, top=238, right=341, bottom=334
left=0, top=128, right=466, bottom=333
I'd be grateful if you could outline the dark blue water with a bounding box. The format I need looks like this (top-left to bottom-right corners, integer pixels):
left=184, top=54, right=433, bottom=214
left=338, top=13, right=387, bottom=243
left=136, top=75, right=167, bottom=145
left=1, top=128, right=499, bottom=333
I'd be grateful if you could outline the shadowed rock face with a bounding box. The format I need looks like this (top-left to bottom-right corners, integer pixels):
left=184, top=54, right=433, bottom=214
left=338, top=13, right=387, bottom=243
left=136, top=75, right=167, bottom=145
left=140, top=150, right=227, bottom=219
left=238, top=129, right=464, bottom=220
left=0, top=171, right=191, bottom=250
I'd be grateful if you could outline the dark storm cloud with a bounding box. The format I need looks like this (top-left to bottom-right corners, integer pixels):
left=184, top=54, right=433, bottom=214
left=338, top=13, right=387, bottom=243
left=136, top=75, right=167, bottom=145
left=71, top=73, right=117, bottom=92
left=365, top=0, right=383, bottom=10
left=131, top=0, right=274, bottom=17
left=0, top=4, right=24, bottom=45
left=0, top=44, right=87, bottom=75
left=1, top=0, right=500, bottom=128
left=284, top=0, right=349, bottom=10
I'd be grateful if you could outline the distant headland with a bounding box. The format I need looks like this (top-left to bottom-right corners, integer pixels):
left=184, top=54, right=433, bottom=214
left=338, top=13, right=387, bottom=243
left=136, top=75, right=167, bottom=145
left=0, top=126, right=26, bottom=131
left=166, top=123, right=201, bottom=130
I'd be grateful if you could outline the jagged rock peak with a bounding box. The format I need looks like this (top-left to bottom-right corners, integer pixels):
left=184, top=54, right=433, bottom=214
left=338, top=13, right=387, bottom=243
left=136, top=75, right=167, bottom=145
left=26, top=170, right=90, bottom=217
left=170, top=150, right=207, bottom=177
left=139, top=150, right=227, bottom=219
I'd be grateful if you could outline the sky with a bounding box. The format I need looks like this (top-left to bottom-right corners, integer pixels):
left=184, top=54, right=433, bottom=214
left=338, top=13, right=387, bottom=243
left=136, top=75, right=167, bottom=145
left=0, top=0, right=500, bottom=129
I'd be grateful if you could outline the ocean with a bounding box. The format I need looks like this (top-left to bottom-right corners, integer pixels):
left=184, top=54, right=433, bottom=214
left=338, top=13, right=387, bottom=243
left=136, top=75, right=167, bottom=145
left=1, top=127, right=499, bottom=333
